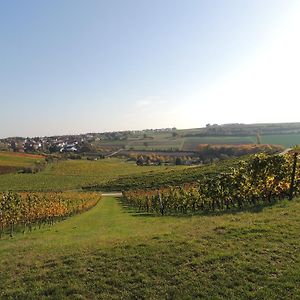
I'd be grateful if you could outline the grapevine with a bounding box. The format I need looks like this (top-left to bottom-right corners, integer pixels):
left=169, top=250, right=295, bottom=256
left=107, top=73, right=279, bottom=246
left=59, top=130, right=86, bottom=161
left=122, top=153, right=299, bottom=215
left=0, top=192, right=101, bottom=237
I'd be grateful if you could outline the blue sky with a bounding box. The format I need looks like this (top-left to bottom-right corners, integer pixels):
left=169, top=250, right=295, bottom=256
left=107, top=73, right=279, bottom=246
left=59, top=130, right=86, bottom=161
left=0, top=0, right=299, bottom=137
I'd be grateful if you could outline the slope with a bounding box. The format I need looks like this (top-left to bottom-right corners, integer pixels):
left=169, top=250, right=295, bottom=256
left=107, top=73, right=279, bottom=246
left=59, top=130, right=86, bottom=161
left=0, top=196, right=299, bottom=299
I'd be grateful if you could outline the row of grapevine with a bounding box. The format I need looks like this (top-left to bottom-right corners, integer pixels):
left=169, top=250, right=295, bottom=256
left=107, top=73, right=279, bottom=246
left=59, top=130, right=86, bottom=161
left=122, top=153, right=299, bottom=215
left=0, top=192, right=101, bottom=237
left=84, top=156, right=251, bottom=192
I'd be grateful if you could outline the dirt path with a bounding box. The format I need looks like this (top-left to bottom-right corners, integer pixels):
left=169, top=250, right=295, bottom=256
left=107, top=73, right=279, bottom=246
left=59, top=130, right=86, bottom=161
left=104, top=149, right=123, bottom=158
left=101, top=192, right=122, bottom=197
left=279, top=148, right=292, bottom=156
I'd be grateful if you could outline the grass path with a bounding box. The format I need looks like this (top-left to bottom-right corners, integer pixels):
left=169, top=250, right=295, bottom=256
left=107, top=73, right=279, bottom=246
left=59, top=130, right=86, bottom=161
left=0, top=197, right=300, bottom=299
left=0, top=196, right=174, bottom=254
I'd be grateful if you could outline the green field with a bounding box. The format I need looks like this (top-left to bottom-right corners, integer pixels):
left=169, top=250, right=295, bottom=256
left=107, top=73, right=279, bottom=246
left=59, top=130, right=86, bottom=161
left=261, top=134, right=300, bottom=148
left=0, top=158, right=182, bottom=192
left=0, top=196, right=299, bottom=299
left=183, top=134, right=300, bottom=150
left=95, top=132, right=300, bottom=151
left=98, top=134, right=257, bottom=151
left=126, top=138, right=185, bottom=151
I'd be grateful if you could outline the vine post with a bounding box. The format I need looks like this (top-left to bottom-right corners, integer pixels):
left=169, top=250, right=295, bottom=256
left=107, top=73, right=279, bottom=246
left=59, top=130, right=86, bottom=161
left=289, top=152, right=298, bottom=200
left=158, top=191, right=164, bottom=215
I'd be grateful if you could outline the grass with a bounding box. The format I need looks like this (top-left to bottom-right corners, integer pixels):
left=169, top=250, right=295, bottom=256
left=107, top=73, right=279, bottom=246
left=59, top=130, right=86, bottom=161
left=0, top=158, right=181, bottom=192
left=126, top=135, right=185, bottom=151
left=262, top=134, right=300, bottom=148
left=0, top=151, right=45, bottom=174
left=0, top=196, right=299, bottom=299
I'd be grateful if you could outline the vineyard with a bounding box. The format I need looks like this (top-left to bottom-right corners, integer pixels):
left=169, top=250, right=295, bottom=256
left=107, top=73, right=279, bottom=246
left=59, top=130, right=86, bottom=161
left=0, top=158, right=178, bottom=192
left=123, top=153, right=299, bottom=215
left=95, top=155, right=252, bottom=191
left=0, top=153, right=299, bottom=298
left=0, top=191, right=101, bottom=237
left=0, top=151, right=45, bottom=175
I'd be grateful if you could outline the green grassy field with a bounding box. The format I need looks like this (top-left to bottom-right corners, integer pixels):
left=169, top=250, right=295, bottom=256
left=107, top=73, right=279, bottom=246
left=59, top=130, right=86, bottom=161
left=125, top=133, right=185, bottom=151
left=0, top=196, right=299, bottom=299
left=125, top=138, right=185, bottom=151
left=261, top=134, right=300, bottom=148
left=183, top=134, right=300, bottom=150
left=96, top=132, right=300, bottom=151
left=0, top=158, right=181, bottom=192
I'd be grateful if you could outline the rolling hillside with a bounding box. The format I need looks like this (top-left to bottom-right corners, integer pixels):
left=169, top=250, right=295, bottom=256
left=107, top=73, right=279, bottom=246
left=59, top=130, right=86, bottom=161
left=0, top=196, right=299, bottom=299
left=0, top=151, right=45, bottom=174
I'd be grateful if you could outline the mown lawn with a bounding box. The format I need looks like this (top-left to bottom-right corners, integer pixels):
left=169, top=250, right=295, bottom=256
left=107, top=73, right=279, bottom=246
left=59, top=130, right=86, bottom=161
left=0, top=196, right=299, bottom=299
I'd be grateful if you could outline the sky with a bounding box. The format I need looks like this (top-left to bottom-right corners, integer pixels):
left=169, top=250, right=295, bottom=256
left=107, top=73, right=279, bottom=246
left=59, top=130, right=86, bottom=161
left=0, top=0, right=300, bottom=137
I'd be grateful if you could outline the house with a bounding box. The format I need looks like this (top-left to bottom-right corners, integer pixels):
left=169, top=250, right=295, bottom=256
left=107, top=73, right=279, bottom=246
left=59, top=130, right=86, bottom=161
left=60, top=144, right=78, bottom=152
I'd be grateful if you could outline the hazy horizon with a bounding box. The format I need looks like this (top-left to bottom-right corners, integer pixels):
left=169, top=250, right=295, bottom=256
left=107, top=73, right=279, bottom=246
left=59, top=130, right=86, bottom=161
left=2, top=121, right=300, bottom=139
left=1, top=0, right=300, bottom=137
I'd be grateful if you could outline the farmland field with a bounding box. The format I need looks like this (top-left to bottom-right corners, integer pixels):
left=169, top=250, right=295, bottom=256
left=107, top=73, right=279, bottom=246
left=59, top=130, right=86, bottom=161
left=0, top=196, right=299, bottom=299
left=0, top=151, right=43, bottom=166
left=96, top=133, right=300, bottom=152
left=261, top=134, right=300, bottom=148
left=0, top=151, right=45, bottom=174
left=0, top=158, right=182, bottom=192
left=182, top=136, right=256, bottom=151
left=125, top=138, right=185, bottom=151
left=91, top=129, right=300, bottom=152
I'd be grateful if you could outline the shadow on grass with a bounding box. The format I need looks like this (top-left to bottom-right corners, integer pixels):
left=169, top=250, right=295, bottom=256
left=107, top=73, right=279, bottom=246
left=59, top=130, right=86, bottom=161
left=116, top=197, right=289, bottom=218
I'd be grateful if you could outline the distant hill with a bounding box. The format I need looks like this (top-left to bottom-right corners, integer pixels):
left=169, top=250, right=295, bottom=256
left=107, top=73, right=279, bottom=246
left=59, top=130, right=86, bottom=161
left=180, top=122, right=300, bottom=137
left=1, top=122, right=300, bottom=153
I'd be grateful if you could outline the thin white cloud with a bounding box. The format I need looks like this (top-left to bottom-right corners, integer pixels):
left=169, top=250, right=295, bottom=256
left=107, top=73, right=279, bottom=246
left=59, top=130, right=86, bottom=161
left=134, top=96, right=166, bottom=109
left=135, top=99, right=152, bottom=108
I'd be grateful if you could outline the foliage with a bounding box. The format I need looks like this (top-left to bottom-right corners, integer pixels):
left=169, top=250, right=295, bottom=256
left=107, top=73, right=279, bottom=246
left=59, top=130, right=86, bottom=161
left=97, top=156, right=251, bottom=191
left=122, top=153, right=299, bottom=215
left=0, top=191, right=101, bottom=237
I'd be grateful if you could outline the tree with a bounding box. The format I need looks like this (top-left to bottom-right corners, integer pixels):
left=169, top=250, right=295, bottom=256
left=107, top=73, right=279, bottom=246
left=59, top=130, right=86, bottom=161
left=10, top=141, right=17, bottom=152
left=49, top=144, right=59, bottom=153
left=175, top=157, right=182, bottom=165
left=136, top=156, right=144, bottom=166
